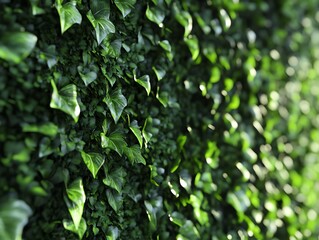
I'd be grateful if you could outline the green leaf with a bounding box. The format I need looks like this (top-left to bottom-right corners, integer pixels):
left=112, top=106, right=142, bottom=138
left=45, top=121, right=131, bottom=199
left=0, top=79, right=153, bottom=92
left=81, top=151, right=105, bottom=178
left=103, top=88, right=127, bottom=123
left=50, top=80, right=80, bottom=122
left=77, top=66, right=97, bottom=86
left=129, top=120, right=143, bottom=148
left=87, top=10, right=115, bottom=45
left=56, top=1, right=82, bottom=34
left=174, top=6, right=193, bottom=38
left=159, top=40, right=173, bottom=60
left=106, top=226, right=119, bottom=240
left=114, top=0, right=136, bottom=18
left=0, top=32, right=37, bottom=64
left=152, top=66, right=166, bottom=81
left=179, top=220, right=200, bottom=239
left=103, top=167, right=126, bottom=193
left=101, top=129, right=127, bottom=156
left=124, top=145, right=146, bottom=165
left=65, top=178, right=86, bottom=229
left=227, top=188, right=250, bottom=221
left=146, top=4, right=165, bottom=26
left=22, top=122, right=58, bottom=137
left=135, top=75, right=151, bottom=96
left=184, top=35, right=199, bottom=60
left=144, top=201, right=157, bottom=231
left=0, top=198, right=32, bottom=240
left=106, top=190, right=122, bottom=212
left=63, top=218, right=87, bottom=240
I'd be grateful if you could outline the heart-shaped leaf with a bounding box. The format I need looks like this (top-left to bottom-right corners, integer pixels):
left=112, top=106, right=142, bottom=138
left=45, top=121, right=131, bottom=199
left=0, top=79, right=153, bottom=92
left=103, top=167, right=126, bottom=193
left=81, top=151, right=105, bottom=178
left=103, top=88, right=127, bottom=123
left=124, top=145, right=146, bottom=165
left=64, top=178, right=86, bottom=229
left=87, top=10, right=115, bottom=45
left=63, top=218, right=87, bottom=240
left=135, top=75, right=151, bottom=96
left=114, top=0, right=136, bottom=18
left=146, top=4, right=165, bottom=26
left=129, top=120, right=143, bottom=148
left=56, top=1, right=82, bottom=34
left=0, top=32, right=37, bottom=64
left=0, top=198, right=32, bottom=240
left=101, top=129, right=127, bottom=156
left=50, top=80, right=80, bottom=122
left=77, top=66, right=97, bottom=86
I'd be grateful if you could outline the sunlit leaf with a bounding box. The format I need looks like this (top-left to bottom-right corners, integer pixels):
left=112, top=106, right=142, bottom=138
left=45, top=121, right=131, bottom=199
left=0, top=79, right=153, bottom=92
left=0, top=198, right=32, bottom=240
left=81, top=151, right=105, bottom=178
left=0, top=32, right=37, bottom=64
left=103, top=88, right=127, bottom=123
left=114, top=0, right=136, bottom=18
left=56, top=1, right=82, bottom=34
left=146, top=4, right=165, bottom=26
left=63, top=218, right=87, bottom=239
left=184, top=35, right=199, bottom=60
left=50, top=80, right=80, bottom=122
left=135, top=75, right=151, bottom=95
left=129, top=120, right=143, bottom=148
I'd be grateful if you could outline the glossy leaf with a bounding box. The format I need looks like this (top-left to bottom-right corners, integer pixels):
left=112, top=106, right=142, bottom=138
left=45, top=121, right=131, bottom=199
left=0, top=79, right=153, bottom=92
left=56, top=1, right=82, bottom=34
left=106, top=190, right=122, bottom=212
left=146, top=4, right=165, bottom=25
left=135, top=75, right=151, bottom=96
left=103, top=88, right=127, bottom=123
left=184, top=36, right=199, bottom=60
left=63, top=218, right=87, bottom=239
left=50, top=80, right=80, bottom=122
left=101, top=129, right=127, bottom=156
left=81, top=151, right=105, bottom=178
left=103, top=167, right=126, bottom=193
left=87, top=9, right=115, bottom=45
left=129, top=120, right=143, bottom=148
left=0, top=32, right=37, bottom=64
left=0, top=198, right=32, bottom=240
left=114, top=0, right=136, bottom=18
left=152, top=66, right=166, bottom=81
left=77, top=66, right=97, bottom=86
left=65, top=178, right=86, bottom=229
left=124, top=145, right=146, bottom=165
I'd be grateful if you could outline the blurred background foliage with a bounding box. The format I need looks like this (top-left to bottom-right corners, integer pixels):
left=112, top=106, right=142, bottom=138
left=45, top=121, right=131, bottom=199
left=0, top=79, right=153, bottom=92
left=0, top=0, right=319, bottom=239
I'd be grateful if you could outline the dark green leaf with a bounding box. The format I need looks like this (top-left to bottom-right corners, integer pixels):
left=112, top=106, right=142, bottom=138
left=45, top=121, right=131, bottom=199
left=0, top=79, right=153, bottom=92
left=103, top=88, right=127, bottom=123
left=106, top=190, right=122, bottom=212
left=103, top=167, right=126, bottom=193
left=135, top=75, right=151, bottom=96
left=114, top=0, right=136, bottom=18
left=56, top=1, right=82, bottom=34
left=146, top=5, right=165, bottom=25
left=124, top=145, right=146, bottom=165
left=101, top=129, right=127, bottom=156
left=129, top=120, right=143, bottom=148
left=50, top=80, right=80, bottom=122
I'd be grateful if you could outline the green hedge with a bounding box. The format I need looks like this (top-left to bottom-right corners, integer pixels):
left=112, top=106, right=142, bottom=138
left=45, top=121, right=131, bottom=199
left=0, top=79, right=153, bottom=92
left=1, top=0, right=318, bottom=239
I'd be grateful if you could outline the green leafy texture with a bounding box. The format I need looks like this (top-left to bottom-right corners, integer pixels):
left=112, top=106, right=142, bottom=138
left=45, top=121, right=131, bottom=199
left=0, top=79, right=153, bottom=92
left=50, top=80, right=80, bottom=123
left=146, top=4, right=165, bottom=26
left=144, top=201, right=157, bottom=232
left=22, top=122, right=58, bottom=137
left=77, top=66, right=97, bottom=86
left=106, top=226, right=119, bottom=240
left=134, top=75, right=151, bottom=96
left=114, top=0, right=137, bottom=18
left=129, top=120, right=143, bottom=148
left=87, top=1, right=115, bottom=45
left=101, top=129, right=127, bottom=156
left=227, top=188, right=250, bottom=221
left=80, top=151, right=105, bottom=178
left=0, top=32, right=37, bottom=64
left=159, top=40, right=173, bottom=61
left=64, top=178, right=86, bottom=230
left=152, top=66, right=166, bottom=81
left=0, top=198, right=32, bottom=240
left=56, top=0, right=82, bottom=34
left=124, top=145, right=146, bottom=165
left=103, top=167, right=126, bottom=193
left=174, top=5, right=193, bottom=38
left=184, top=35, right=199, bottom=60
left=63, top=218, right=87, bottom=240
left=103, top=88, right=127, bottom=123
left=106, top=190, right=122, bottom=213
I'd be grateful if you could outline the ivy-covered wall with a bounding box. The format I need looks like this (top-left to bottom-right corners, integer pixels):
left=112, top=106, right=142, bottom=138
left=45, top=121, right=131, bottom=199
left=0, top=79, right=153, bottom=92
left=1, top=0, right=319, bottom=239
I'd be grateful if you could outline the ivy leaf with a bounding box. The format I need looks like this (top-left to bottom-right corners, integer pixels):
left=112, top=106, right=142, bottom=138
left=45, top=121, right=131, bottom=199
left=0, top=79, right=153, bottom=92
left=184, top=35, right=199, bottom=60
left=135, top=75, right=151, bottom=96
left=0, top=32, right=37, bottom=64
left=114, top=0, right=136, bottom=18
left=152, top=66, right=166, bottom=81
left=103, top=88, right=127, bottom=123
left=146, top=4, right=165, bottom=26
left=77, top=66, right=97, bottom=86
left=64, top=178, right=86, bottom=230
left=87, top=10, right=115, bottom=45
left=22, top=122, right=59, bottom=137
left=106, top=190, right=122, bottom=213
left=101, top=129, right=127, bottom=156
left=0, top=198, right=32, bottom=240
left=129, top=120, right=143, bottom=148
left=124, top=145, right=146, bottom=165
left=63, top=218, right=87, bottom=240
left=56, top=1, right=82, bottom=34
left=103, top=167, right=126, bottom=193
left=174, top=6, right=193, bottom=38
left=80, top=151, right=105, bottom=178
left=50, top=80, right=80, bottom=123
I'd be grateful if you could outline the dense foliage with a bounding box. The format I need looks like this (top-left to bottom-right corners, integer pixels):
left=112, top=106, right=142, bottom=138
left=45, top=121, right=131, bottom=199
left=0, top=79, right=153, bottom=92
left=1, top=0, right=319, bottom=239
